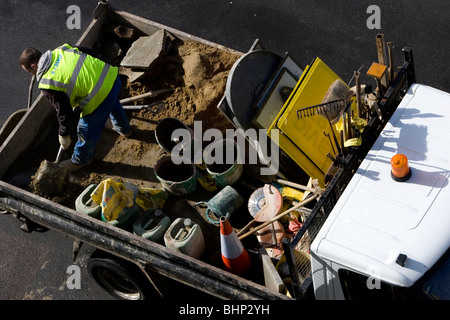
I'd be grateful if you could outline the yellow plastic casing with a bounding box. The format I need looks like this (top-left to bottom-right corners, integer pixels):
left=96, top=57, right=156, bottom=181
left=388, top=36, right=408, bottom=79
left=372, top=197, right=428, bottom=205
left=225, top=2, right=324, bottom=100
left=268, top=58, right=354, bottom=188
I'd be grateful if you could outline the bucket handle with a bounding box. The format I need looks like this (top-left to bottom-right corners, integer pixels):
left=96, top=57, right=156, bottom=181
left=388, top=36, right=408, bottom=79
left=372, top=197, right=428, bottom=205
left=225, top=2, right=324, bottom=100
left=194, top=201, right=230, bottom=225
left=193, top=201, right=208, bottom=208
left=205, top=208, right=230, bottom=225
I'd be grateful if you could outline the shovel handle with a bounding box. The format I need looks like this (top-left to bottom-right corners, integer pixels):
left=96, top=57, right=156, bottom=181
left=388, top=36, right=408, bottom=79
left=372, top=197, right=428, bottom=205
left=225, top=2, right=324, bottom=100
left=55, top=146, right=64, bottom=163
left=119, top=89, right=172, bottom=105
left=238, top=193, right=320, bottom=241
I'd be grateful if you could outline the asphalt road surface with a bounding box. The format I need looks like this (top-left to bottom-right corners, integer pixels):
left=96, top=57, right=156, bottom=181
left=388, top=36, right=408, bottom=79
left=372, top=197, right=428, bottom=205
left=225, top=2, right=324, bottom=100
left=0, top=0, right=449, bottom=301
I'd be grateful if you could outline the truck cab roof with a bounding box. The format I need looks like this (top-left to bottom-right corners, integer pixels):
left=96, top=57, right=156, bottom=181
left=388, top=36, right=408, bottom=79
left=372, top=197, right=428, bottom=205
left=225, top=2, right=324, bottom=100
left=311, top=84, right=450, bottom=287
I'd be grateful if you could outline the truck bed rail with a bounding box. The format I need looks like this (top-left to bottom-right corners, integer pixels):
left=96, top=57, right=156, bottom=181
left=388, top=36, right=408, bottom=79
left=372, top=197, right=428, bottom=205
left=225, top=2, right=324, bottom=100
left=0, top=180, right=289, bottom=300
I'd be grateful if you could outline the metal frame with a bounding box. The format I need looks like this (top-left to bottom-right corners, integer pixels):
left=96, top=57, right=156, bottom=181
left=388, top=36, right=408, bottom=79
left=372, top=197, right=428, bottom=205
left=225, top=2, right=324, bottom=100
left=282, top=47, right=416, bottom=299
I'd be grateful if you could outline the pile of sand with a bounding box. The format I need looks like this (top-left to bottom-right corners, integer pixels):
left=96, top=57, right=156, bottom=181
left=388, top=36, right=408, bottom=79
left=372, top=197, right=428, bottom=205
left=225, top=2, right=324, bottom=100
left=36, top=38, right=241, bottom=206
left=122, top=39, right=239, bottom=132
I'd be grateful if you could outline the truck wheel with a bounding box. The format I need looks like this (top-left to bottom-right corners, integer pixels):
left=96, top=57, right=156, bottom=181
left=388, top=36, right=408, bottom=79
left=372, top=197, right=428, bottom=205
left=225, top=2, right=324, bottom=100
left=87, top=250, right=160, bottom=300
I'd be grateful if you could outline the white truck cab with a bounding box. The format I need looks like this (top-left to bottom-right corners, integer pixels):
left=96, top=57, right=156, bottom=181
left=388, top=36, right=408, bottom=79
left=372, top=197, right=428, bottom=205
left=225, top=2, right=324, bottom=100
left=311, top=84, right=450, bottom=300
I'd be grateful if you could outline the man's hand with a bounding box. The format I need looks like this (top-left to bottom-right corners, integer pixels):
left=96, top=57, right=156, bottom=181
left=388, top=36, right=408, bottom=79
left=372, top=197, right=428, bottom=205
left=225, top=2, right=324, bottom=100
left=59, top=135, right=71, bottom=150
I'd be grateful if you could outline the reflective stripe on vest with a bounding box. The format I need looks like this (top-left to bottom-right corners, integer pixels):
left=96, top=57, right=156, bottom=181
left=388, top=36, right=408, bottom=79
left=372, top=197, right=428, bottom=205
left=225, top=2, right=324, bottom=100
left=39, top=44, right=118, bottom=117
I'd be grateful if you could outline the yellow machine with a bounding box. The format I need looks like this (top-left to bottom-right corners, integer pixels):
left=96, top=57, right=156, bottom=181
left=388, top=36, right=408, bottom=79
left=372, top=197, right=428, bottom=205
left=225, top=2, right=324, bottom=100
left=267, top=58, right=357, bottom=187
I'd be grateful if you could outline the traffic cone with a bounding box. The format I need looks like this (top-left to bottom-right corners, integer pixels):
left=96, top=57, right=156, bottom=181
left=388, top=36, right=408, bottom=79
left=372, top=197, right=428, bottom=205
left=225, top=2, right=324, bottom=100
left=220, top=216, right=251, bottom=275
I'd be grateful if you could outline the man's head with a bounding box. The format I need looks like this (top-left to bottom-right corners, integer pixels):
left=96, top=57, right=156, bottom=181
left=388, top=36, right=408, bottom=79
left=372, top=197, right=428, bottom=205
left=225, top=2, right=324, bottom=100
left=19, top=47, right=42, bottom=75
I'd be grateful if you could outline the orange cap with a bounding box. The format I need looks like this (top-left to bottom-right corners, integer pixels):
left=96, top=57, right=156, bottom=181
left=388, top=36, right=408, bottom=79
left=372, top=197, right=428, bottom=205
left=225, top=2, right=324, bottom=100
left=391, top=154, right=411, bottom=182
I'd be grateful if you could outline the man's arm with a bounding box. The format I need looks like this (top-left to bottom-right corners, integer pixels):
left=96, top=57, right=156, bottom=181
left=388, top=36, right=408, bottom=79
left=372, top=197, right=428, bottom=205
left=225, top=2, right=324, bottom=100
left=42, top=90, right=76, bottom=136
left=75, top=45, right=95, bottom=57
left=41, top=45, right=94, bottom=136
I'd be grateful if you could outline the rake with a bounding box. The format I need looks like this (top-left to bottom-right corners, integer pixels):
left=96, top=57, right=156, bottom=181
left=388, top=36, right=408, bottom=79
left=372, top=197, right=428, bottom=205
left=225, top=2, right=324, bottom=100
left=296, top=98, right=348, bottom=122
left=296, top=80, right=354, bottom=155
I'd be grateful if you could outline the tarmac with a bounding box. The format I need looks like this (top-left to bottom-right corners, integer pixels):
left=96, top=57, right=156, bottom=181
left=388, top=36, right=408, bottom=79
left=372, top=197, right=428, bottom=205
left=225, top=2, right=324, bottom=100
left=0, top=0, right=449, bottom=301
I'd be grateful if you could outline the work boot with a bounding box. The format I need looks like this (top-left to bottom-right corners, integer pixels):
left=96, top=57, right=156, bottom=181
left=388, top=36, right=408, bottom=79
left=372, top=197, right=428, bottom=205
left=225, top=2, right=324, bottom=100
left=59, top=159, right=92, bottom=172
left=118, top=128, right=132, bottom=138
left=105, top=118, right=132, bottom=138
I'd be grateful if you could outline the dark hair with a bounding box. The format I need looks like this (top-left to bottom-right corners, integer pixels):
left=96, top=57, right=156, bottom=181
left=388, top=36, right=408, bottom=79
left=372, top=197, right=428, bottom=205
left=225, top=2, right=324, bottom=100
left=19, top=47, right=42, bottom=69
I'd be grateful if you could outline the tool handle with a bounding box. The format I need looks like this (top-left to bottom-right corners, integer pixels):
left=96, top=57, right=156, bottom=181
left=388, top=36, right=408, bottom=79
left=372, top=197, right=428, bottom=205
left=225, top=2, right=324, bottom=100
left=55, top=146, right=64, bottom=163
left=119, top=89, right=172, bottom=105
left=238, top=193, right=320, bottom=241
left=28, top=75, right=36, bottom=109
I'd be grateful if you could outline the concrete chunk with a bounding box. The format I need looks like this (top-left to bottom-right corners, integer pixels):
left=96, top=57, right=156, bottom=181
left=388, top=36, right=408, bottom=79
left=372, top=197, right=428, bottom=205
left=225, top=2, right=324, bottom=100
left=120, top=29, right=167, bottom=70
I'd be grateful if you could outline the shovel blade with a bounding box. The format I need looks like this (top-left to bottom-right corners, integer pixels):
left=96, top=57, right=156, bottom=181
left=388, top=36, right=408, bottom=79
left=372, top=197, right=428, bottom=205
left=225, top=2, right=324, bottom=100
left=31, top=160, right=69, bottom=197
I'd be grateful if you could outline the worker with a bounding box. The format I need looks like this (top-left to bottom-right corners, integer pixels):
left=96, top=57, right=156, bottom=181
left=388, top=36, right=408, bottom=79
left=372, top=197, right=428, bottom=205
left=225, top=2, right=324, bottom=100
left=19, top=43, right=131, bottom=172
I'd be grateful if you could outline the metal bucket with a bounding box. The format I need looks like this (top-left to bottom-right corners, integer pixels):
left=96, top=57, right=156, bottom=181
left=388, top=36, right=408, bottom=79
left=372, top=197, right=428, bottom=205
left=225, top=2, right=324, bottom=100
left=204, top=139, right=243, bottom=188
left=154, top=156, right=197, bottom=195
left=195, top=185, right=244, bottom=224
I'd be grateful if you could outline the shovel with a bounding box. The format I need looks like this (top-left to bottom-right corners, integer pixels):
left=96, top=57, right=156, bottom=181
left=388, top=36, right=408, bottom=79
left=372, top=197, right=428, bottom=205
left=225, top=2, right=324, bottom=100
left=31, top=146, right=69, bottom=197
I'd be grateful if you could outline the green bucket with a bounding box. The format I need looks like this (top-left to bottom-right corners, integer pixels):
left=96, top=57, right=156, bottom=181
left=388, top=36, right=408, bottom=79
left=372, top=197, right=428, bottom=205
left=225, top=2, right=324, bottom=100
left=154, top=156, right=197, bottom=195
left=204, top=139, right=243, bottom=189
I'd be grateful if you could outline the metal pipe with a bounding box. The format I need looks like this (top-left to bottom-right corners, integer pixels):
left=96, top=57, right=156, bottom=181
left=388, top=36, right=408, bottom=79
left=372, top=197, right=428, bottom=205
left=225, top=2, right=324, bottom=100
left=376, top=34, right=388, bottom=89
left=355, top=71, right=362, bottom=118
left=388, top=41, right=394, bottom=84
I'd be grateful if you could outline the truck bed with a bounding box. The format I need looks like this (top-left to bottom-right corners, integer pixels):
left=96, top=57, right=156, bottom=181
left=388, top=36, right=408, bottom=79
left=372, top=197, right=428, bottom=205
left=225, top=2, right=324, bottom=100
left=0, top=2, right=290, bottom=300
left=0, top=1, right=417, bottom=301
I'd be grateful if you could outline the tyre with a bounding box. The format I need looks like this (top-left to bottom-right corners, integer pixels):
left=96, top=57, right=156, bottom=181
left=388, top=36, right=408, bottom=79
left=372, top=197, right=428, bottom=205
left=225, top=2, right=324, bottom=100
left=87, top=250, right=160, bottom=300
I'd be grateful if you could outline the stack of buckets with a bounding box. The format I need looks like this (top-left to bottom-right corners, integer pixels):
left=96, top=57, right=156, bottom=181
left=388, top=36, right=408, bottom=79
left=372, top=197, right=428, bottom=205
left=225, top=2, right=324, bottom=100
left=154, top=117, right=250, bottom=274
left=154, top=118, right=198, bottom=196
left=154, top=118, right=244, bottom=195
left=75, top=118, right=250, bottom=273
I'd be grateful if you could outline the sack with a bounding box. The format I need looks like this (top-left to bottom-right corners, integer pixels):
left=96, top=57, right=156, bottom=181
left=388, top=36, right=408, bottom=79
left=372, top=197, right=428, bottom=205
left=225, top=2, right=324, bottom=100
left=135, top=187, right=169, bottom=211
left=91, top=178, right=137, bottom=221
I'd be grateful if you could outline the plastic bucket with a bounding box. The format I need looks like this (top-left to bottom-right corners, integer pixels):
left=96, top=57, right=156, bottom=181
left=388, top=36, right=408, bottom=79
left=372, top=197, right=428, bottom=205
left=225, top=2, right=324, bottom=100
left=204, top=139, right=243, bottom=188
left=154, top=156, right=197, bottom=195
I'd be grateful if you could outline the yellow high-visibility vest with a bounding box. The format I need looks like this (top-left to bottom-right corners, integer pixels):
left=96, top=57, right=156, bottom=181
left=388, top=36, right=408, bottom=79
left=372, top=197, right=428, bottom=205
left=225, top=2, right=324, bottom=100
left=39, top=43, right=118, bottom=117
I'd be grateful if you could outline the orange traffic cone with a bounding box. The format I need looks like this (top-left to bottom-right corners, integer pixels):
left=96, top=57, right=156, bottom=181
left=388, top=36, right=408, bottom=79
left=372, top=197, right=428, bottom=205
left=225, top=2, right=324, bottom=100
left=220, top=216, right=251, bottom=275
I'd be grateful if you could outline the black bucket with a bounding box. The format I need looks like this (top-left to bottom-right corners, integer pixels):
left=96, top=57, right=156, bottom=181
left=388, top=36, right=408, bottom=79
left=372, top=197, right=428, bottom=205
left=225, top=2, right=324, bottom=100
left=154, top=156, right=197, bottom=195
left=155, top=118, right=193, bottom=154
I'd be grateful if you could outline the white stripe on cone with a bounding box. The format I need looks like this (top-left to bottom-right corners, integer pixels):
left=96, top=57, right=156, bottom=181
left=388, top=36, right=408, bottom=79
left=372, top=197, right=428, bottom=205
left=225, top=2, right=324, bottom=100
left=221, top=233, right=245, bottom=259
left=220, top=216, right=251, bottom=275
